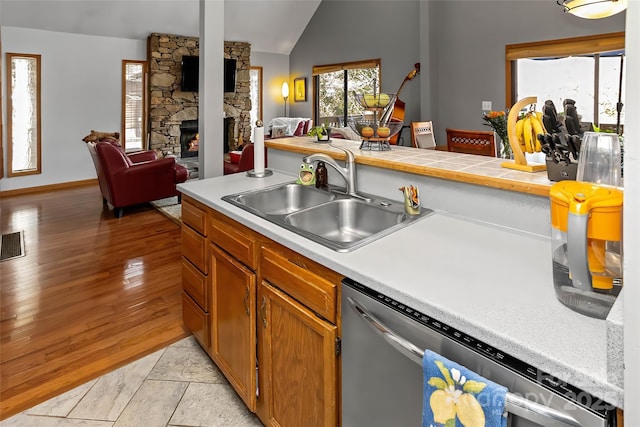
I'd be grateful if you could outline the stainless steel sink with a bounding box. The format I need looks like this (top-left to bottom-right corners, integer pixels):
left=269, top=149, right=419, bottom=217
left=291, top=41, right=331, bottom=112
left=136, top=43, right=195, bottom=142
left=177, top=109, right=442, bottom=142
left=286, top=199, right=405, bottom=244
left=228, top=183, right=336, bottom=215
left=222, top=181, right=434, bottom=252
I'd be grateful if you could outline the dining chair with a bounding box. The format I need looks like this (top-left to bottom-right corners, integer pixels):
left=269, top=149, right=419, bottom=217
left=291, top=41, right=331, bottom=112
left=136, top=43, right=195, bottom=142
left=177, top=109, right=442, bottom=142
left=445, top=128, right=496, bottom=157
left=410, top=121, right=436, bottom=149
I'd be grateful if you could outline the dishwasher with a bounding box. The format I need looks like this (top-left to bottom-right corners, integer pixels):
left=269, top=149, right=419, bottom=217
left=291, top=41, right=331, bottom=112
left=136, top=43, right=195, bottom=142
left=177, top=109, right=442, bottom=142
left=341, top=278, right=617, bottom=427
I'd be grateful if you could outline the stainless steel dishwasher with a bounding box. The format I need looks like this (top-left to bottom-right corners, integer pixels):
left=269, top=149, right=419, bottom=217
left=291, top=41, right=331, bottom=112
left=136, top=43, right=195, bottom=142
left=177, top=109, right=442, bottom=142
left=341, top=278, right=617, bottom=427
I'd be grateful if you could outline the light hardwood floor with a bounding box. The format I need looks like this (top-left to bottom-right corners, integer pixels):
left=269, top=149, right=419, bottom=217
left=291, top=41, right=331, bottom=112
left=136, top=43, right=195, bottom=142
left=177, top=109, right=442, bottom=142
left=0, top=184, right=189, bottom=420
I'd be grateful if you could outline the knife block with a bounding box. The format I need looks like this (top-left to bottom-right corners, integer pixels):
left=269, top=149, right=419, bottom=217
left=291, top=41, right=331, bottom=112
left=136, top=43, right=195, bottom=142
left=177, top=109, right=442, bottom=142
left=546, top=160, right=577, bottom=182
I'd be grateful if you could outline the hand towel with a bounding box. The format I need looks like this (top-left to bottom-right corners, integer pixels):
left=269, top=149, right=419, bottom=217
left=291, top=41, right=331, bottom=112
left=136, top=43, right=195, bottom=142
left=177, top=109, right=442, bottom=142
left=422, top=349, right=507, bottom=427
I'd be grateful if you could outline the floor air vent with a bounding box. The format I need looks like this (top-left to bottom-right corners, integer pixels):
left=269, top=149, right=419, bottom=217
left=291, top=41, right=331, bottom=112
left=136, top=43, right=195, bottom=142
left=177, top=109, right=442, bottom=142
left=1, top=231, right=25, bottom=261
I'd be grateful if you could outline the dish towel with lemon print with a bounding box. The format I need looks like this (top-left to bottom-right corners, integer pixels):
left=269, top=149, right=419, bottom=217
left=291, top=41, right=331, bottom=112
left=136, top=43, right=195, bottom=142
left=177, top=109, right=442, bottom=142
left=422, top=349, right=507, bottom=427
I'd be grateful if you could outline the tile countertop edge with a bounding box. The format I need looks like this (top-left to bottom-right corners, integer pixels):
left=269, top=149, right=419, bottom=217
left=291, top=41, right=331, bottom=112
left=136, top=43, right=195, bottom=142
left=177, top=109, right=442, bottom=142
left=265, top=137, right=554, bottom=197
left=177, top=171, right=623, bottom=409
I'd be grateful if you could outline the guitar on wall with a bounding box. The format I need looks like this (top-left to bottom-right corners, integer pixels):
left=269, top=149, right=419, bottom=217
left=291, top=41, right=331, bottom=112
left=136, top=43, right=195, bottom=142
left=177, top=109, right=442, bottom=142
left=388, top=63, right=421, bottom=145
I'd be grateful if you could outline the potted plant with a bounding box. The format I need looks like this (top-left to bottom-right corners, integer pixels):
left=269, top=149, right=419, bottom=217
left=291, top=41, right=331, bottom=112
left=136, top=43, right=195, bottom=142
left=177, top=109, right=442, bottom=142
left=308, top=124, right=331, bottom=142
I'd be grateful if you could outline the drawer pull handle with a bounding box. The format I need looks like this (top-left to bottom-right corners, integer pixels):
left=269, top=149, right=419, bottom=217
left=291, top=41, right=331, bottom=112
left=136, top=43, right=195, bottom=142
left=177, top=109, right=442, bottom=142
left=244, top=285, right=250, bottom=316
left=288, top=257, right=307, bottom=269
left=261, top=296, right=267, bottom=328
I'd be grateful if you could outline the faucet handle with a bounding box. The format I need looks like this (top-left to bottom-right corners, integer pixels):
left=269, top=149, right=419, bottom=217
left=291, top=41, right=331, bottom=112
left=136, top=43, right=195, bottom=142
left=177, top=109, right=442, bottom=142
left=329, top=143, right=355, bottom=162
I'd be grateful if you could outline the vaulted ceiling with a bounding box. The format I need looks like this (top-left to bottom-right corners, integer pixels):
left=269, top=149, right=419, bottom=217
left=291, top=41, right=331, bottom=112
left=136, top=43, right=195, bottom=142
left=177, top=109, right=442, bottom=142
left=0, top=0, right=321, bottom=55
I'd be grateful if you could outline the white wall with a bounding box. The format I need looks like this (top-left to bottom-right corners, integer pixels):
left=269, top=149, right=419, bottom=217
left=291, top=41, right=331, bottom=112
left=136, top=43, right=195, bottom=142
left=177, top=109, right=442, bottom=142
left=0, top=26, right=288, bottom=190
left=251, top=51, right=289, bottom=127
left=0, top=27, right=146, bottom=192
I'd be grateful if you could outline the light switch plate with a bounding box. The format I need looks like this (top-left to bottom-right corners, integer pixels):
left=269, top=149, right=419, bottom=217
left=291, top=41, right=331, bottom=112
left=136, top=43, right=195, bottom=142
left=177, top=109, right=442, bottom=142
left=482, top=101, right=492, bottom=111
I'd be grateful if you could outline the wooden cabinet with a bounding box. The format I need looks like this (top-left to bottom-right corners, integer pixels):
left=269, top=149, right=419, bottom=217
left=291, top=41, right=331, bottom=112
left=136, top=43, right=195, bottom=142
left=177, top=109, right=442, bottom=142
left=181, top=196, right=210, bottom=349
left=261, top=245, right=339, bottom=323
left=180, top=202, right=342, bottom=426
left=258, top=243, right=342, bottom=427
left=258, top=281, right=338, bottom=427
left=209, top=242, right=257, bottom=411
left=208, top=209, right=263, bottom=412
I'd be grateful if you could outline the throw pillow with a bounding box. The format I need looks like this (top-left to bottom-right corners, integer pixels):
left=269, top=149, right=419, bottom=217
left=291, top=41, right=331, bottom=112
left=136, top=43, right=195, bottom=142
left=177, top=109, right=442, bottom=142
left=303, top=119, right=313, bottom=135
left=272, top=125, right=288, bottom=138
left=229, top=150, right=243, bottom=164
left=294, top=120, right=306, bottom=136
left=333, top=126, right=361, bottom=141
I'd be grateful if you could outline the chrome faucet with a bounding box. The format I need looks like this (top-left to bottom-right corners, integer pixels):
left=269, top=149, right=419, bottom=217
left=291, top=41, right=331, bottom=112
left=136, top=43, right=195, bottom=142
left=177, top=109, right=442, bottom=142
left=302, top=145, right=367, bottom=200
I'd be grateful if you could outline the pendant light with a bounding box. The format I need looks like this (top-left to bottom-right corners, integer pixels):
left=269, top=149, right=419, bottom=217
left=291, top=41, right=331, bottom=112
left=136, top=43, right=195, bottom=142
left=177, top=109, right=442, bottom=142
left=558, top=0, right=627, bottom=19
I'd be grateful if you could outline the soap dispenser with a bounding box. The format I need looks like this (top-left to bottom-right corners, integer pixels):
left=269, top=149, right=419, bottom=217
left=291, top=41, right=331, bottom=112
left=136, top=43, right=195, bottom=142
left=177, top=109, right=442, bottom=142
left=315, top=161, right=328, bottom=189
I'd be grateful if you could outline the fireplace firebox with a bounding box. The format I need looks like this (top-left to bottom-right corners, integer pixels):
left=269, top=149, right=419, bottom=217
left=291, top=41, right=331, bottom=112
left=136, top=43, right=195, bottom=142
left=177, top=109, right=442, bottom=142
left=180, top=118, right=234, bottom=157
left=180, top=120, right=199, bottom=158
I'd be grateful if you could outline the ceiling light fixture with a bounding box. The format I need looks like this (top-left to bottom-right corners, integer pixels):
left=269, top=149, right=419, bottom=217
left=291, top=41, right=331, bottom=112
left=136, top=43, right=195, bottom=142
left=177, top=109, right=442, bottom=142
left=558, top=0, right=627, bottom=19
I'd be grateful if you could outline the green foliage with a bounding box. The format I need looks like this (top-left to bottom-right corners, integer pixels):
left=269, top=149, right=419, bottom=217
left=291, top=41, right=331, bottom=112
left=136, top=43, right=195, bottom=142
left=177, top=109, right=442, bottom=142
left=308, top=126, right=328, bottom=137
left=462, top=380, right=487, bottom=394
left=428, top=377, right=448, bottom=390
left=317, top=67, right=380, bottom=121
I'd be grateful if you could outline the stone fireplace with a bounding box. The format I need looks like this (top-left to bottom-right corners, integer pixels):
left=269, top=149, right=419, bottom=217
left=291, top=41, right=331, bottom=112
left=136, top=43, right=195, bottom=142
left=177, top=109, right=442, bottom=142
left=147, top=34, right=252, bottom=157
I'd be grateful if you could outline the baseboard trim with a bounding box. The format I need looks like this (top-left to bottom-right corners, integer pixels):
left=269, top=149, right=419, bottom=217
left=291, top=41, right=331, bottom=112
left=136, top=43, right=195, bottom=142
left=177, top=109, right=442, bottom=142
left=0, top=179, right=98, bottom=197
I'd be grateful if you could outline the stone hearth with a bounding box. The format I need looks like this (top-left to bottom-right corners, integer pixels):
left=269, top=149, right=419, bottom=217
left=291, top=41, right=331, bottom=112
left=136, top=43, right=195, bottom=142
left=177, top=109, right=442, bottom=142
left=175, top=157, right=199, bottom=180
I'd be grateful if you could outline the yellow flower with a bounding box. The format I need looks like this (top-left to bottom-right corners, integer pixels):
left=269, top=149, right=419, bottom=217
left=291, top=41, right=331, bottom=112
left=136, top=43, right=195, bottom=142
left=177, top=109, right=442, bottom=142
left=428, top=362, right=487, bottom=427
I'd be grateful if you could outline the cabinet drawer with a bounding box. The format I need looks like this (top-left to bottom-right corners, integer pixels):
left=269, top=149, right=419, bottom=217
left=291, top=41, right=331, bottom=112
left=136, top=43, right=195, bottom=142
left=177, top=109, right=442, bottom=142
left=182, top=197, right=208, bottom=236
left=261, top=245, right=340, bottom=323
left=182, top=291, right=210, bottom=349
left=182, top=258, right=208, bottom=311
left=182, top=225, right=207, bottom=274
left=209, top=211, right=258, bottom=270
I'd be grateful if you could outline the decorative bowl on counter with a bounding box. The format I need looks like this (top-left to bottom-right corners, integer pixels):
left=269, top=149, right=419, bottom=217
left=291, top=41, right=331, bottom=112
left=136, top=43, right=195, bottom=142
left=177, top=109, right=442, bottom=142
left=347, top=118, right=404, bottom=140
left=355, top=93, right=397, bottom=109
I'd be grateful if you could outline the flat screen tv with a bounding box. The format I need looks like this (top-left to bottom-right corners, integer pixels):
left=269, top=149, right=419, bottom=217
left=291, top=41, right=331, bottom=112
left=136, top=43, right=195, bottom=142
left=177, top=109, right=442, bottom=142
left=181, top=55, right=198, bottom=92
left=224, top=58, right=237, bottom=93
left=181, top=56, right=237, bottom=93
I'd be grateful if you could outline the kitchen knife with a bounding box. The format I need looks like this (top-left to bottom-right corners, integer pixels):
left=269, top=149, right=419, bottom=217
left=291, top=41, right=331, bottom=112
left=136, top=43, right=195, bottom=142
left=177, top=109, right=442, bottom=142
left=543, top=115, right=556, bottom=134
left=566, top=135, right=580, bottom=161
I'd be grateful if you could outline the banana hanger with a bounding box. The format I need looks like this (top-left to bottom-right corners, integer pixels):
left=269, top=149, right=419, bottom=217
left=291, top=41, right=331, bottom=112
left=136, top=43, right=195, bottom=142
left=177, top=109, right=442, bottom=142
left=501, top=96, right=547, bottom=173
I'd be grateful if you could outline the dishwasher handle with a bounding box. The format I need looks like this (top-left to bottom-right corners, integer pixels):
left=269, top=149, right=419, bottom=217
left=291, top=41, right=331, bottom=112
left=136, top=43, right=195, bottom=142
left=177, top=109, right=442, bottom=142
left=347, top=296, right=583, bottom=427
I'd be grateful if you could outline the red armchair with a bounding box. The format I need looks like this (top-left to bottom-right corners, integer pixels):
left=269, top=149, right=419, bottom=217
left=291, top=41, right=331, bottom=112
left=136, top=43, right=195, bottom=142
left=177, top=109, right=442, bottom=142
left=86, top=140, right=189, bottom=217
left=224, top=143, right=268, bottom=175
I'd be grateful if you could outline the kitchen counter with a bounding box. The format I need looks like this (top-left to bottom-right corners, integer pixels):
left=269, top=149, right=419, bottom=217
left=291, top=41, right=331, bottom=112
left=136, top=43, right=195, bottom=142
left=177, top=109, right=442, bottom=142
left=266, top=137, right=556, bottom=197
left=178, top=170, right=623, bottom=408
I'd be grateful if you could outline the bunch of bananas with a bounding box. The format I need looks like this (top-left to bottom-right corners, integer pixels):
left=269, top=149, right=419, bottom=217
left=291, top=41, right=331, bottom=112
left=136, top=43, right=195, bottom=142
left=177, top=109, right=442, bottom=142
left=514, top=112, right=546, bottom=154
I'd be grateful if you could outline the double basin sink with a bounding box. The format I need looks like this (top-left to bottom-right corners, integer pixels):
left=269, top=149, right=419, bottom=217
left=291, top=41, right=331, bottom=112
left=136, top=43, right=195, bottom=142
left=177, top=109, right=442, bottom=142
left=222, top=182, right=434, bottom=252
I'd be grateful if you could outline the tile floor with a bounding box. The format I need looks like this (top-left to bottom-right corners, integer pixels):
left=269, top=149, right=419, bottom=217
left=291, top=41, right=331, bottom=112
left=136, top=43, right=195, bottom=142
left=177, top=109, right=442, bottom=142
left=1, top=337, right=263, bottom=427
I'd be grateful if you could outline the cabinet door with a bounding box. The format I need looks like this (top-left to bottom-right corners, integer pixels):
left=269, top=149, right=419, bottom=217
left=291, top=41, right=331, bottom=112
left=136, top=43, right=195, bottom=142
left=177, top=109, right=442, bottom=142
left=210, top=244, right=257, bottom=411
left=259, top=281, right=338, bottom=427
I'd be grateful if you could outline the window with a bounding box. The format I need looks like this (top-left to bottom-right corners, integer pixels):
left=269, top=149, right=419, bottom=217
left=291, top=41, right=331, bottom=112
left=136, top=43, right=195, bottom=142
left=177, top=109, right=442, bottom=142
left=313, top=59, right=381, bottom=127
left=122, top=60, right=147, bottom=152
left=506, top=32, right=625, bottom=132
left=249, top=66, right=263, bottom=142
left=7, top=53, right=41, bottom=177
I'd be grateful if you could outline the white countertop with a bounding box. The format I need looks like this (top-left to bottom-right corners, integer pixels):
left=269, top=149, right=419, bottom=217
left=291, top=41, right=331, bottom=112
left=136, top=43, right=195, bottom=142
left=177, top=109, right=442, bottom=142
left=178, top=170, right=623, bottom=408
